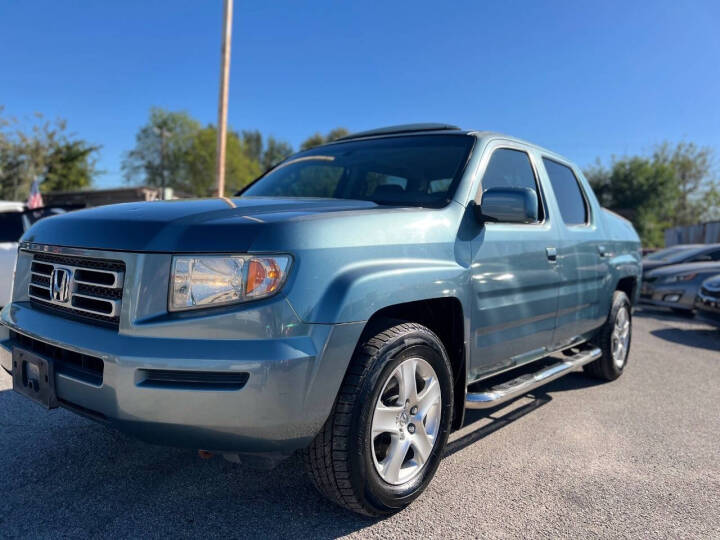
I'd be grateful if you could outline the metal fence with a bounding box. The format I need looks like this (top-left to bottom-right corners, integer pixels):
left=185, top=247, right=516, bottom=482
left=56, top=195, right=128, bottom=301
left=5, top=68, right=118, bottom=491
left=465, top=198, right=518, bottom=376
left=665, top=221, right=720, bottom=246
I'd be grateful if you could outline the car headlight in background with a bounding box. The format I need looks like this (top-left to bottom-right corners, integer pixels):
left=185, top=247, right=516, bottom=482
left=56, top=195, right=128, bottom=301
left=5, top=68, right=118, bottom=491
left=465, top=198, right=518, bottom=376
left=170, top=254, right=291, bottom=311
left=661, top=272, right=697, bottom=284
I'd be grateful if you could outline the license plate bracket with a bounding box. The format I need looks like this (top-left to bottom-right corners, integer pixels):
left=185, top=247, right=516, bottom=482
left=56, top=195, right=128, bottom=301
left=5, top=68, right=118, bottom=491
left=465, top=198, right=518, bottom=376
left=12, top=348, right=59, bottom=409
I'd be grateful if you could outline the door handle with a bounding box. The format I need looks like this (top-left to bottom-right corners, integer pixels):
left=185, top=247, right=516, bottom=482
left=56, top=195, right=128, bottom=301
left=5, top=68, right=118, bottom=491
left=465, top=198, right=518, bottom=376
left=546, top=247, right=557, bottom=262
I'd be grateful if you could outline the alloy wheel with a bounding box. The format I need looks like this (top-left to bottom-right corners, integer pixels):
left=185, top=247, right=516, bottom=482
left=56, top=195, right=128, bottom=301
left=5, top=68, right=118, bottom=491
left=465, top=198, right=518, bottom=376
left=611, top=306, right=631, bottom=369
left=370, top=357, right=442, bottom=485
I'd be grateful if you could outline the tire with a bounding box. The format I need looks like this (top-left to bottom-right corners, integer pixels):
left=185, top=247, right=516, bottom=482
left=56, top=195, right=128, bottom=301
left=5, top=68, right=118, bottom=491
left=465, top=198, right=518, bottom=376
left=584, top=290, right=632, bottom=381
left=302, top=320, right=454, bottom=516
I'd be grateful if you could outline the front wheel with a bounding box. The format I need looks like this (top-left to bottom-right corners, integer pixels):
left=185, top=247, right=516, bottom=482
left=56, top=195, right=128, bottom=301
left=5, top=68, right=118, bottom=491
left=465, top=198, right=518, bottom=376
left=302, top=321, right=454, bottom=516
left=584, top=290, right=632, bottom=381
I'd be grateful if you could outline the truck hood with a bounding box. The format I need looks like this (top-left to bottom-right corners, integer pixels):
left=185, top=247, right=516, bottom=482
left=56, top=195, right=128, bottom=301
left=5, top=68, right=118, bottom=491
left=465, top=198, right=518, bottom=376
left=21, top=197, right=390, bottom=252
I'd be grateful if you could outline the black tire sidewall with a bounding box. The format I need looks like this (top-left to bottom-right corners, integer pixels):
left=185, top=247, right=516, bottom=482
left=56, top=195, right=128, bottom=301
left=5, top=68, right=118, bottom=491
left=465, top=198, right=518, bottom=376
left=350, top=331, right=453, bottom=513
left=605, top=292, right=632, bottom=377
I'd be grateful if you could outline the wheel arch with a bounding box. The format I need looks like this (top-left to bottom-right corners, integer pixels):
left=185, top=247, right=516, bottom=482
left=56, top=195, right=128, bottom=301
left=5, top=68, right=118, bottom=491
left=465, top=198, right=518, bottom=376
left=615, top=275, right=639, bottom=305
left=357, top=297, right=468, bottom=431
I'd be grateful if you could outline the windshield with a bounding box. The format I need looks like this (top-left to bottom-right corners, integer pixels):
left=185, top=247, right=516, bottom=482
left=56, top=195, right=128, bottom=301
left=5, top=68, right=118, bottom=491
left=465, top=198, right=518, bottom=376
left=240, top=134, right=475, bottom=207
left=664, top=247, right=708, bottom=263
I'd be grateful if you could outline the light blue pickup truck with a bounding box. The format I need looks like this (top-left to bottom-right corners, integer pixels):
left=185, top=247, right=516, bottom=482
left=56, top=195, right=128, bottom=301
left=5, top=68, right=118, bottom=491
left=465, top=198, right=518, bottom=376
left=1, top=124, right=641, bottom=516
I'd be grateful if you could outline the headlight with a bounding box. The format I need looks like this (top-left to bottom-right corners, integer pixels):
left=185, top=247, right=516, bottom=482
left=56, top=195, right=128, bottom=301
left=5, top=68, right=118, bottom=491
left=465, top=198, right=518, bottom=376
left=169, top=254, right=291, bottom=311
left=662, top=272, right=696, bottom=284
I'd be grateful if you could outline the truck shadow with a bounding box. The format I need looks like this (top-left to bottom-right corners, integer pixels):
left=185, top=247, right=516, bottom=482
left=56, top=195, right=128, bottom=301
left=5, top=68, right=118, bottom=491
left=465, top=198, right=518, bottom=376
left=0, top=369, right=602, bottom=536
left=446, top=393, right=551, bottom=458
left=447, top=371, right=601, bottom=458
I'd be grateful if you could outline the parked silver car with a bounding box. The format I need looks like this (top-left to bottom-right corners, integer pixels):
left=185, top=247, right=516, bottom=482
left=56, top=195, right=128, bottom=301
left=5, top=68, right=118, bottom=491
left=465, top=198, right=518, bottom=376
left=641, top=261, right=720, bottom=314
left=642, top=243, right=720, bottom=277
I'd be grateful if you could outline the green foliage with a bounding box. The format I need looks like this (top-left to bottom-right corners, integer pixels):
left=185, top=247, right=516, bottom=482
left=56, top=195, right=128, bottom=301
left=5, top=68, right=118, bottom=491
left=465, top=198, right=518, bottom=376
left=300, top=127, right=349, bottom=151
left=121, top=108, right=201, bottom=191
left=241, top=130, right=293, bottom=171
left=43, top=140, right=101, bottom=192
left=652, top=142, right=718, bottom=225
left=185, top=127, right=260, bottom=196
left=0, top=107, right=99, bottom=200
left=586, top=141, right=719, bottom=247
left=261, top=137, right=293, bottom=171
left=241, top=130, right=263, bottom=162
left=124, top=109, right=296, bottom=196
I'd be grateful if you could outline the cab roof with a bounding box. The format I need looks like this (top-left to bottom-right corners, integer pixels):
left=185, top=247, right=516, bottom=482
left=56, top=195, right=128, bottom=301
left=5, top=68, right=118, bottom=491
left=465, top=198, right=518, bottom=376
left=328, top=124, right=566, bottom=163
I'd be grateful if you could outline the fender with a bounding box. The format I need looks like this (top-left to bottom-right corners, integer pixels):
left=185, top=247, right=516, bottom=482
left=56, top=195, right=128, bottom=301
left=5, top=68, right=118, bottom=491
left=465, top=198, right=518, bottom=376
left=289, top=257, right=469, bottom=324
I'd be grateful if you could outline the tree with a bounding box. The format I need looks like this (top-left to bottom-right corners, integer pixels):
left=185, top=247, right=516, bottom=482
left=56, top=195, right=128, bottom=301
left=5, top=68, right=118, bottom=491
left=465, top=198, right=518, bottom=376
left=123, top=109, right=264, bottom=196
left=586, top=141, right=719, bottom=247
left=240, top=130, right=293, bottom=172
left=185, top=127, right=260, bottom=196
left=121, top=108, right=200, bottom=191
left=241, top=130, right=263, bottom=163
left=652, top=142, right=718, bottom=226
left=43, top=140, right=101, bottom=192
left=0, top=107, right=99, bottom=200
left=326, top=127, right=350, bottom=142
left=261, top=136, right=293, bottom=170
left=300, top=127, right=349, bottom=151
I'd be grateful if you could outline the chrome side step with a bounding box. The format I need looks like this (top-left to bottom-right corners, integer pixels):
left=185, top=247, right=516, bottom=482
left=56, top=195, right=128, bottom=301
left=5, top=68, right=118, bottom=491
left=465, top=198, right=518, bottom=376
left=465, top=347, right=602, bottom=409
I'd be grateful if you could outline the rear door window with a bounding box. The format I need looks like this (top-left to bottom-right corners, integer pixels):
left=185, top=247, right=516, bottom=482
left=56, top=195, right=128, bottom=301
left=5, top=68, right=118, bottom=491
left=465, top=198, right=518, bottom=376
left=542, top=158, right=588, bottom=226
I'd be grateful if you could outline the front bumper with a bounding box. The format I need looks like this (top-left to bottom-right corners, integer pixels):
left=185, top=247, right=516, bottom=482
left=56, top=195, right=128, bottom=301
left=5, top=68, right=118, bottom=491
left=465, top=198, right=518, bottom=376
left=694, top=291, right=720, bottom=326
left=639, top=282, right=696, bottom=311
left=1, top=303, right=364, bottom=454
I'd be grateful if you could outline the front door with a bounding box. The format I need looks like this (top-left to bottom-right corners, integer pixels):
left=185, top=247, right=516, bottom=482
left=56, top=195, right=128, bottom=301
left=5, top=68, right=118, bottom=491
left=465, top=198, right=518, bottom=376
left=468, top=144, right=561, bottom=380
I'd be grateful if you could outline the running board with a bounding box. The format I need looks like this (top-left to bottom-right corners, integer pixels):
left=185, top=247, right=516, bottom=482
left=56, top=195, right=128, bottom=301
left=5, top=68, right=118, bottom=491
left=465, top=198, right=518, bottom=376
left=465, top=347, right=602, bottom=409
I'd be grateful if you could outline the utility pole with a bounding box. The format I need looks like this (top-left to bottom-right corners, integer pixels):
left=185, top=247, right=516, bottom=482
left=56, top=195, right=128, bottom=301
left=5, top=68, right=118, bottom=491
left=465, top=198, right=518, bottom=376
left=215, top=0, right=233, bottom=197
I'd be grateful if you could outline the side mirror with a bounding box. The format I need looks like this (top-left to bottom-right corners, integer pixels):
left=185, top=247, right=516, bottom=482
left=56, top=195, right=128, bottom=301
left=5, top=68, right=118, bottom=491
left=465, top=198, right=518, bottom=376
left=473, top=187, right=539, bottom=224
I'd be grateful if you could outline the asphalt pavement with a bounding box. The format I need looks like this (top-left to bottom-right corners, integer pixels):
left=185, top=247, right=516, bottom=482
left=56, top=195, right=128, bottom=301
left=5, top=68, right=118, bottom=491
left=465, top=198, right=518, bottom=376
left=1, top=308, right=718, bottom=538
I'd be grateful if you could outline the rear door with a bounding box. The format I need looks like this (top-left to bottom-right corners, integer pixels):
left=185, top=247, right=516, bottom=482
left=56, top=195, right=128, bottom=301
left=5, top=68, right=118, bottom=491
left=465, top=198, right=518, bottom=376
left=539, top=157, right=607, bottom=347
left=468, top=142, right=561, bottom=380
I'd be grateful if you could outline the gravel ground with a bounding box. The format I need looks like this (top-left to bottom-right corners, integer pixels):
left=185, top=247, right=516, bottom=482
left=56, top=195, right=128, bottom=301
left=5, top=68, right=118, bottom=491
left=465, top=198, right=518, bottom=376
left=0, top=308, right=718, bottom=539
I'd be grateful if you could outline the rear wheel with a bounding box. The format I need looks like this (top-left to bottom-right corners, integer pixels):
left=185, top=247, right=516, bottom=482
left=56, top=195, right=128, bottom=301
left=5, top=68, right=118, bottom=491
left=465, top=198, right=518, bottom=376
left=302, top=321, right=453, bottom=516
left=584, top=291, right=632, bottom=381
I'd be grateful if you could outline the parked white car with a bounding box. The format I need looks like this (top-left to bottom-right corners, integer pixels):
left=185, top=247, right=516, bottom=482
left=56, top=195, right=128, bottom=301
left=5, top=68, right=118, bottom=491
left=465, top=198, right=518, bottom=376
left=0, top=201, right=25, bottom=307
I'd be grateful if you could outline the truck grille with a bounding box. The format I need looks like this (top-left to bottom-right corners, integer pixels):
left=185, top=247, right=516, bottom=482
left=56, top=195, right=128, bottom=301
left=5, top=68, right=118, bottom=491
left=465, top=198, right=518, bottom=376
left=28, top=252, right=125, bottom=328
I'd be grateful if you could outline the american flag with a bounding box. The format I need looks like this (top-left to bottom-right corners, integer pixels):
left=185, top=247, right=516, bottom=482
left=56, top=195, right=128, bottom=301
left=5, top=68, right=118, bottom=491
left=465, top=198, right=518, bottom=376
left=27, top=179, right=44, bottom=209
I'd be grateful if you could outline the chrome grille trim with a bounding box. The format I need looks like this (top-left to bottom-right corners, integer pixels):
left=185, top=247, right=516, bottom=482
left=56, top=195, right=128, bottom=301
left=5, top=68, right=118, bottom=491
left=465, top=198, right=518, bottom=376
left=28, top=253, right=125, bottom=325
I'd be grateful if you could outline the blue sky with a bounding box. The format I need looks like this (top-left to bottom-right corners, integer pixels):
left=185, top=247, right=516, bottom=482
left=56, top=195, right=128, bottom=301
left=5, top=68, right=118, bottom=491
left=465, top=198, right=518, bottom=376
left=2, top=0, right=719, bottom=188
